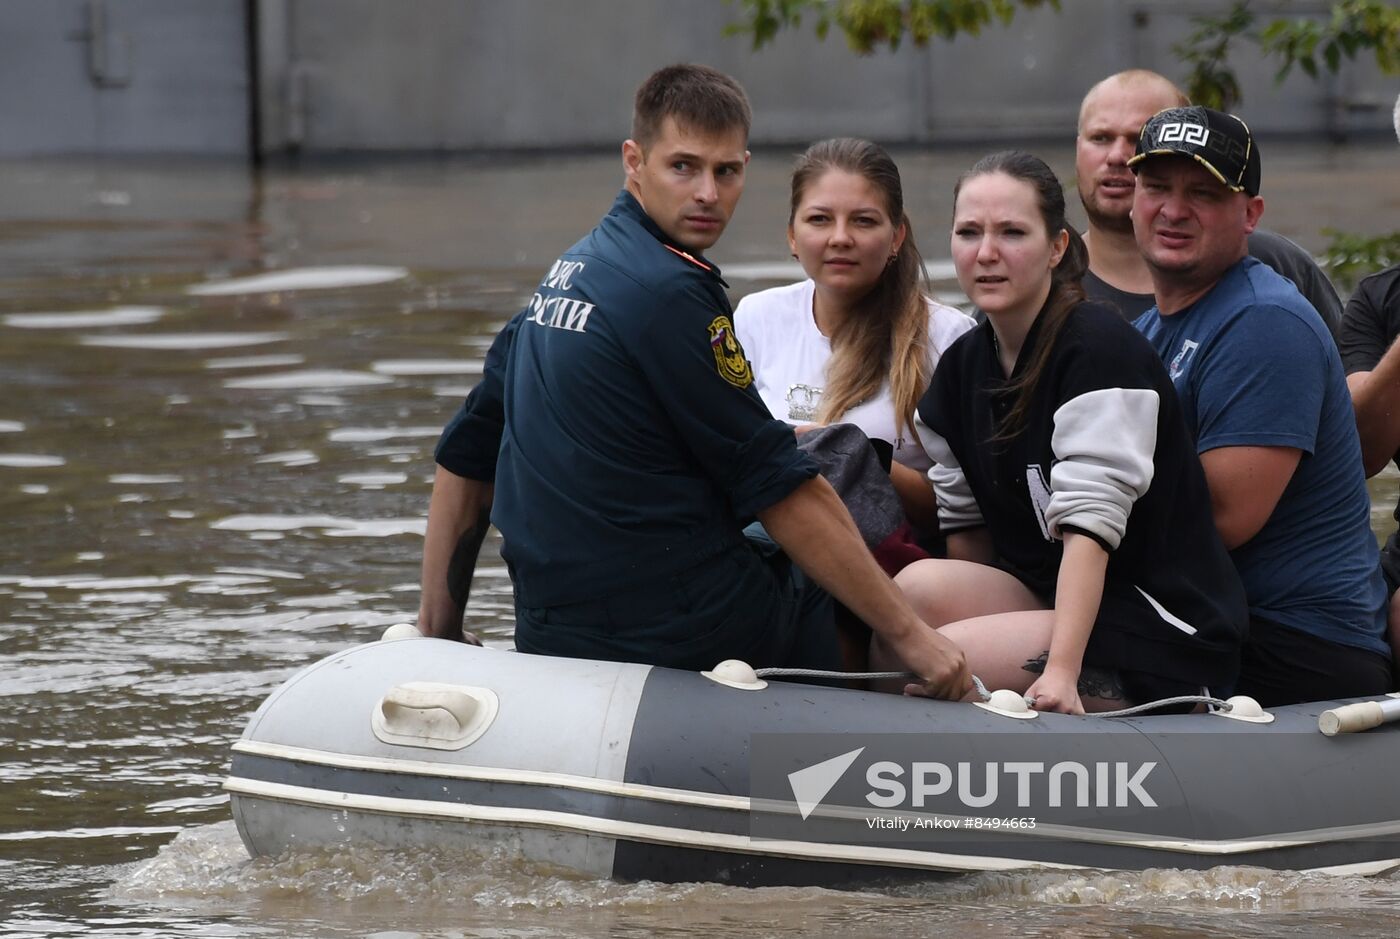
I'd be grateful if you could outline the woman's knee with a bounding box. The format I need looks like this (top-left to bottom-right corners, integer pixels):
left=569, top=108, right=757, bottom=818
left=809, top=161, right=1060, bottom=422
left=893, top=558, right=962, bottom=625
left=895, top=558, right=1035, bottom=627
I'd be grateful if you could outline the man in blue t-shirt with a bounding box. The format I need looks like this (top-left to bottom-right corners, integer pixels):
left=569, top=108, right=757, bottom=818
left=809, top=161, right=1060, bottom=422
left=1129, top=106, right=1391, bottom=705
left=415, top=65, right=969, bottom=698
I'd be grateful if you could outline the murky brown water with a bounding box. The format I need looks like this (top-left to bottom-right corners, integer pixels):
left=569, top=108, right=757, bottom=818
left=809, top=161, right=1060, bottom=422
left=4, top=141, right=1400, bottom=938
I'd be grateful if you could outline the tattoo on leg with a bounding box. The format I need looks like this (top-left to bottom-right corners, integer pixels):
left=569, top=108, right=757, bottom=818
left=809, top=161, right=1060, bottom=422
left=1076, top=667, right=1126, bottom=702
left=1021, top=652, right=1126, bottom=701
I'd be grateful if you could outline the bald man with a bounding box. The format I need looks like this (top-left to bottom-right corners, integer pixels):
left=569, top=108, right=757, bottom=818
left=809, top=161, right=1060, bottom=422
left=1074, top=69, right=1342, bottom=337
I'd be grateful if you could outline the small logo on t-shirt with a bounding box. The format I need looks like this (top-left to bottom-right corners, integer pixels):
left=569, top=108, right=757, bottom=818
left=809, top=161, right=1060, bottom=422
left=1168, top=339, right=1199, bottom=381
left=785, top=383, right=822, bottom=421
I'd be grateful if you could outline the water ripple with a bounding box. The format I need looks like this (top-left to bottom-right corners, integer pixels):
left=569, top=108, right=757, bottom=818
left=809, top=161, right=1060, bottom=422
left=0, top=454, right=66, bottom=467
left=223, top=370, right=393, bottom=390
left=327, top=427, right=441, bottom=442
left=80, top=333, right=288, bottom=350
left=4, top=307, right=164, bottom=329
left=186, top=266, right=409, bottom=296
left=212, top=514, right=424, bottom=537
left=369, top=359, right=483, bottom=376
left=205, top=353, right=306, bottom=370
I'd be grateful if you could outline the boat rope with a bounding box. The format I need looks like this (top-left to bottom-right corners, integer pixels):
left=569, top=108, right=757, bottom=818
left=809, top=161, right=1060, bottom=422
left=755, top=668, right=996, bottom=699
left=754, top=666, right=959, bottom=684
left=1090, top=695, right=1233, bottom=717
left=752, top=667, right=1233, bottom=716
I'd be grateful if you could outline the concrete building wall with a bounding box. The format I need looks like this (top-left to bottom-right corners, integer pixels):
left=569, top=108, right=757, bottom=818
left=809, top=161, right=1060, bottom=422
left=1, top=0, right=1394, bottom=158
left=0, top=0, right=248, bottom=157
left=257, top=0, right=1397, bottom=154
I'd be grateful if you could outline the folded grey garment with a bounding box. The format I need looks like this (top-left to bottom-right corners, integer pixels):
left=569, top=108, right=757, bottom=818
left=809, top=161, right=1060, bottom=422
left=795, top=423, right=904, bottom=548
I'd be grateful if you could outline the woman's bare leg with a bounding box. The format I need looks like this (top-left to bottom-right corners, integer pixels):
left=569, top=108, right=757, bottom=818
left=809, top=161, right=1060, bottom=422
left=878, top=559, right=1128, bottom=711
left=869, top=559, right=1042, bottom=693
left=939, top=610, right=1130, bottom=712
left=894, top=558, right=1044, bottom=628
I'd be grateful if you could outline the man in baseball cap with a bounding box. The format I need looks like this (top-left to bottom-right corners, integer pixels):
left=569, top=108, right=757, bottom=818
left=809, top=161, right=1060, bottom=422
left=1131, top=105, right=1392, bottom=706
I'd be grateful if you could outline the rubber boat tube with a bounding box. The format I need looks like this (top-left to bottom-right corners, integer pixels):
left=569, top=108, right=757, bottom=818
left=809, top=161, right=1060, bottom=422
left=225, top=638, right=1400, bottom=886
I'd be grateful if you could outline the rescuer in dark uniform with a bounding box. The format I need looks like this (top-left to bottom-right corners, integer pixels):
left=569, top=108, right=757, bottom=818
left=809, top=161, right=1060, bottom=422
left=418, top=64, right=969, bottom=699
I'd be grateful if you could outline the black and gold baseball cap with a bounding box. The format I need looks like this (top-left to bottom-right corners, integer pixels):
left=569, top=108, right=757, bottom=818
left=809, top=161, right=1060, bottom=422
left=1128, top=106, right=1261, bottom=197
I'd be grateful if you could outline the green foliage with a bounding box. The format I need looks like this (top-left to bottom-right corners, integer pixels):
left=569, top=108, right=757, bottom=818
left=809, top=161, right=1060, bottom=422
left=728, top=0, right=1400, bottom=107
left=725, top=0, right=1060, bottom=54
left=724, top=0, right=820, bottom=48
left=1171, top=0, right=1400, bottom=110
left=1172, top=2, right=1253, bottom=111
left=1320, top=229, right=1400, bottom=294
left=1260, top=1, right=1400, bottom=84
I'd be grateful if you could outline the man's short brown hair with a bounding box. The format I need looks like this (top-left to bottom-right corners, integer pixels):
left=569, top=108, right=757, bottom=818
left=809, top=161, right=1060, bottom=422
left=631, top=64, right=751, bottom=151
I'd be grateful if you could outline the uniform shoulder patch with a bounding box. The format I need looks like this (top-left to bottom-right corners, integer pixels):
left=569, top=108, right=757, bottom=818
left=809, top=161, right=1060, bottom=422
left=708, top=315, right=753, bottom=389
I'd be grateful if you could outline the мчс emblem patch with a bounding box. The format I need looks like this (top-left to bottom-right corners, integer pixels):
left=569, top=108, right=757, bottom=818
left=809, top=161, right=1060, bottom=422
left=708, top=315, right=753, bottom=388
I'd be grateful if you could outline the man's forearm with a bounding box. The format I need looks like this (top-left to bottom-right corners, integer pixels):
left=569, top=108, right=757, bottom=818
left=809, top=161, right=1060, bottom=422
left=418, top=466, right=493, bottom=638
left=757, top=477, right=922, bottom=641
left=756, top=477, right=969, bottom=698
left=1348, top=335, right=1400, bottom=477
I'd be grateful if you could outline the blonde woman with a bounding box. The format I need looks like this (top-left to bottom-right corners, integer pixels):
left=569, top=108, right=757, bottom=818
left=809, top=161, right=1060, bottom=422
left=734, top=138, right=974, bottom=540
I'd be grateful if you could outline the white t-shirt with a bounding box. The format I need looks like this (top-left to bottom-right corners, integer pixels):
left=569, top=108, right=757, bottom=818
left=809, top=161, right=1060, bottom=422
left=733, top=279, right=976, bottom=473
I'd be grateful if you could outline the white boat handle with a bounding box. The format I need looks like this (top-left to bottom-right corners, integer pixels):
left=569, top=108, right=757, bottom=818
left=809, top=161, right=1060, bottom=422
left=1318, top=698, right=1400, bottom=736
left=383, top=685, right=478, bottom=727
left=372, top=682, right=500, bottom=750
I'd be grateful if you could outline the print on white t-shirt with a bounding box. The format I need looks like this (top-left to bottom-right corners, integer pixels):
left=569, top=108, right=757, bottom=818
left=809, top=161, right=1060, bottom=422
left=733, top=279, right=976, bottom=472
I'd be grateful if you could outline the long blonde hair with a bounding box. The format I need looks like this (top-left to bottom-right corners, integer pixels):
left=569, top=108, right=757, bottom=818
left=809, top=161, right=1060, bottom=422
left=790, top=138, right=933, bottom=437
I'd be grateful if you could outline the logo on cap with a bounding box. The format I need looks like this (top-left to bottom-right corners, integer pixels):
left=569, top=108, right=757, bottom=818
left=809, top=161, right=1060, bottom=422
left=1128, top=105, right=1261, bottom=197
left=1155, top=122, right=1210, bottom=147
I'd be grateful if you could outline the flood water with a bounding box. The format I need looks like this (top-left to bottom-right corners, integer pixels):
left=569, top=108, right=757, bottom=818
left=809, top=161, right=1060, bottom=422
left=3, top=140, right=1400, bottom=938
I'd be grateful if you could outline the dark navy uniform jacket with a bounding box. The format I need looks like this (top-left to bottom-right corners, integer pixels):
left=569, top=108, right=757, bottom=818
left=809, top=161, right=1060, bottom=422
left=436, top=190, right=816, bottom=608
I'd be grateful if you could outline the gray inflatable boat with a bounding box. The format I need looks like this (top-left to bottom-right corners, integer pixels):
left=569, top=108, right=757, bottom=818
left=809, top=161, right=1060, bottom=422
left=225, top=635, right=1400, bottom=886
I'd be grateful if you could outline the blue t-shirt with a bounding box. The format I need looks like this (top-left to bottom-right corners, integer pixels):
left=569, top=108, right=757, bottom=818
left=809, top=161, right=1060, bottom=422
left=1134, top=257, right=1387, bottom=657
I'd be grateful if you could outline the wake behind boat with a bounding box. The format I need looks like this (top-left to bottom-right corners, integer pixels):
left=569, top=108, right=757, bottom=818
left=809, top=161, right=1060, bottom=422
left=225, top=634, right=1400, bottom=887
